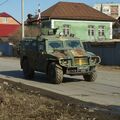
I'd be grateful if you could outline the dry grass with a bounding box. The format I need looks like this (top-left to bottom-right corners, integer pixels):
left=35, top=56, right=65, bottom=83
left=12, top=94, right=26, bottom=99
left=0, top=80, right=120, bottom=120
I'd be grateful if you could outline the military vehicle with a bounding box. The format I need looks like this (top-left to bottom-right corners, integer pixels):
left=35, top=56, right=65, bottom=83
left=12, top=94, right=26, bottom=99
left=19, top=29, right=101, bottom=84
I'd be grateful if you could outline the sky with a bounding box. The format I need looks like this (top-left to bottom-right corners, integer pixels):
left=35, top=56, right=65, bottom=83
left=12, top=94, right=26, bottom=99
left=0, top=0, right=120, bottom=22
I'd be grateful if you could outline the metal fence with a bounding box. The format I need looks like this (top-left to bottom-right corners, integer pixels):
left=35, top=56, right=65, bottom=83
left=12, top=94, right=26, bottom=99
left=0, top=43, right=13, bottom=56
left=83, top=41, right=120, bottom=66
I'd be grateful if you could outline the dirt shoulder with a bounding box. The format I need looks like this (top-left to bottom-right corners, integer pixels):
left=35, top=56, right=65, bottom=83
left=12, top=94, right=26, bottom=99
left=0, top=79, right=120, bottom=120
left=98, top=65, right=120, bottom=72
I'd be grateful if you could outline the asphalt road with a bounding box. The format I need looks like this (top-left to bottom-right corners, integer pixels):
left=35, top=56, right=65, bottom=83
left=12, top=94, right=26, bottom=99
left=0, top=57, right=120, bottom=107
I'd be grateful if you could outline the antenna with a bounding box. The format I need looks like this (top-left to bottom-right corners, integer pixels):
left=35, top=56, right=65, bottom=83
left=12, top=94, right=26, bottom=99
left=100, top=4, right=103, bottom=13
left=37, top=3, right=41, bottom=18
left=38, top=3, right=40, bottom=11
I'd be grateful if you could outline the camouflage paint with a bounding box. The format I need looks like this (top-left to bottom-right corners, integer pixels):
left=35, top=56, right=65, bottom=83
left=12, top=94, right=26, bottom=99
left=50, top=49, right=86, bottom=59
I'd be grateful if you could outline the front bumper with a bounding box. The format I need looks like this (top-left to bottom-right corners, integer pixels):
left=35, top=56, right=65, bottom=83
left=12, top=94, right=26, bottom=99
left=66, top=66, right=95, bottom=75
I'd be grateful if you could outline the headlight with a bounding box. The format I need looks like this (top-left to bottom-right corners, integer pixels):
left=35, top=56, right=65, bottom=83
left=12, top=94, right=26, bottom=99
left=61, top=59, right=68, bottom=64
left=59, top=59, right=71, bottom=66
left=91, top=56, right=101, bottom=64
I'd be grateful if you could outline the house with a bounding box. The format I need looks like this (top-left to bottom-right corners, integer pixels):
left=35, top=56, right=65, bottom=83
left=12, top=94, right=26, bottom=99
left=94, top=3, right=120, bottom=19
left=0, top=12, right=20, bottom=56
left=41, top=2, right=115, bottom=41
left=0, top=12, right=20, bottom=42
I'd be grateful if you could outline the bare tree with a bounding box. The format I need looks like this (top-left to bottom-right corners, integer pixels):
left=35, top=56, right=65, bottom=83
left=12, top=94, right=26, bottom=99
left=9, top=26, right=40, bottom=45
left=25, top=26, right=40, bottom=37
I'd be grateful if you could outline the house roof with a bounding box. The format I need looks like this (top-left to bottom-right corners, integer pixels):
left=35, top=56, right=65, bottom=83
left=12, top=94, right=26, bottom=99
left=42, top=2, right=115, bottom=21
left=0, top=24, right=20, bottom=37
left=0, top=12, right=20, bottom=24
left=0, top=12, right=11, bottom=17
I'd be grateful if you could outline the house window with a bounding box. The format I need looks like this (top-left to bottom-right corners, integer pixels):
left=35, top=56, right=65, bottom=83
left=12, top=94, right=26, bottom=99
left=98, top=26, right=105, bottom=36
left=63, top=24, right=70, bottom=35
left=88, top=25, right=95, bottom=36
left=2, top=17, right=8, bottom=23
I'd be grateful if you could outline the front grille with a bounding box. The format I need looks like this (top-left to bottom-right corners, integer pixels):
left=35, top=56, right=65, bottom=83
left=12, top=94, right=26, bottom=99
left=74, top=57, right=88, bottom=65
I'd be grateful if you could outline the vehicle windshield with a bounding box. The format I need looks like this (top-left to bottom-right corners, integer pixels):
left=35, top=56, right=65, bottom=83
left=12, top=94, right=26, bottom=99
left=48, top=41, right=63, bottom=49
left=65, top=40, right=82, bottom=49
left=48, top=40, right=82, bottom=50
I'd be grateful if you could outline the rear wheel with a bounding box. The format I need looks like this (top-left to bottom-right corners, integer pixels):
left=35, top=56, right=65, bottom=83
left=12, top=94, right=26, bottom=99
left=22, top=59, right=34, bottom=79
left=47, top=63, right=63, bottom=84
left=83, top=72, right=97, bottom=82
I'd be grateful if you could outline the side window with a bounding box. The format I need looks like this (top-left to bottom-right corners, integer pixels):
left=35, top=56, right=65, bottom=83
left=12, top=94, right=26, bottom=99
left=2, top=17, right=8, bottom=23
left=22, top=41, right=30, bottom=49
left=21, top=39, right=37, bottom=50
left=38, top=40, right=45, bottom=51
left=88, top=25, right=95, bottom=36
left=98, top=26, right=105, bottom=36
left=63, top=24, right=70, bottom=35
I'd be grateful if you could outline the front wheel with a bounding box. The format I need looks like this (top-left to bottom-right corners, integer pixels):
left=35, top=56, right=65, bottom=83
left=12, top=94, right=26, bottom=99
left=22, top=59, right=34, bottom=79
left=47, top=63, right=63, bottom=84
left=83, top=72, right=97, bottom=82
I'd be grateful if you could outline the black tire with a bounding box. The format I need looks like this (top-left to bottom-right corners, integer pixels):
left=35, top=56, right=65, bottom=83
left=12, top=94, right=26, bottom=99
left=83, top=72, right=97, bottom=82
left=22, top=59, right=34, bottom=79
left=47, top=63, right=63, bottom=84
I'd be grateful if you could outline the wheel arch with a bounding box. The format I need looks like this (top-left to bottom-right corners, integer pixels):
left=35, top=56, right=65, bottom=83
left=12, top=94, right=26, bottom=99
left=46, top=60, right=57, bottom=74
left=46, top=60, right=66, bottom=74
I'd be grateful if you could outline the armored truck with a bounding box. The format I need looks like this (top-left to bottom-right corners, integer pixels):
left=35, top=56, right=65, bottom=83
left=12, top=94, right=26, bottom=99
left=19, top=32, right=101, bottom=84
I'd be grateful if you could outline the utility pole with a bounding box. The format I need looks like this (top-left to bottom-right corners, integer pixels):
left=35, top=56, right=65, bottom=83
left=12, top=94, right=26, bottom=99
left=21, top=0, right=24, bottom=39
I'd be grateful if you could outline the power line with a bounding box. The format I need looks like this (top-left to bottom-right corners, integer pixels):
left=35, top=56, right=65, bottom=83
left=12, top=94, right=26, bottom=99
left=0, top=0, right=8, bottom=6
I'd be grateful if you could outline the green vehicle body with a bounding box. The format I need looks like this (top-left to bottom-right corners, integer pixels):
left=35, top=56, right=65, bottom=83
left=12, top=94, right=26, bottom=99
left=19, top=33, right=101, bottom=84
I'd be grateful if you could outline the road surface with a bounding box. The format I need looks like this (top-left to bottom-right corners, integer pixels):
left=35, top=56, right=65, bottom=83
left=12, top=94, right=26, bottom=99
left=0, top=57, right=120, bottom=107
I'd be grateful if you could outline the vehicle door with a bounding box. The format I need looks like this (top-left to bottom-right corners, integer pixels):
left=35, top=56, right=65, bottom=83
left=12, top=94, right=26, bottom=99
left=37, top=39, right=47, bottom=72
left=28, top=39, right=38, bottom=68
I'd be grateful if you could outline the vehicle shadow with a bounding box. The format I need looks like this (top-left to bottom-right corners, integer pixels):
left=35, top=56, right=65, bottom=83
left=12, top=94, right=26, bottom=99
left=0, top=70, right=23, bottom=78
left=0, top=70, right=48, bottom=83
left=0, top=70, right=83, bottom=84
left=63, top=76, right=83, bottom=83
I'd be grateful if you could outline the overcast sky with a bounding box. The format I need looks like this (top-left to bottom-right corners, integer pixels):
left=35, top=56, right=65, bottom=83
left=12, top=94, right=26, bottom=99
left=0, top=0, right=120, bottom=22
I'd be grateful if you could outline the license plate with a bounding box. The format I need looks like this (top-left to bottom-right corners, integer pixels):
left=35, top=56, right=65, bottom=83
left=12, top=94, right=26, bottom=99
left=78, top=69, right=86, bottom=72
